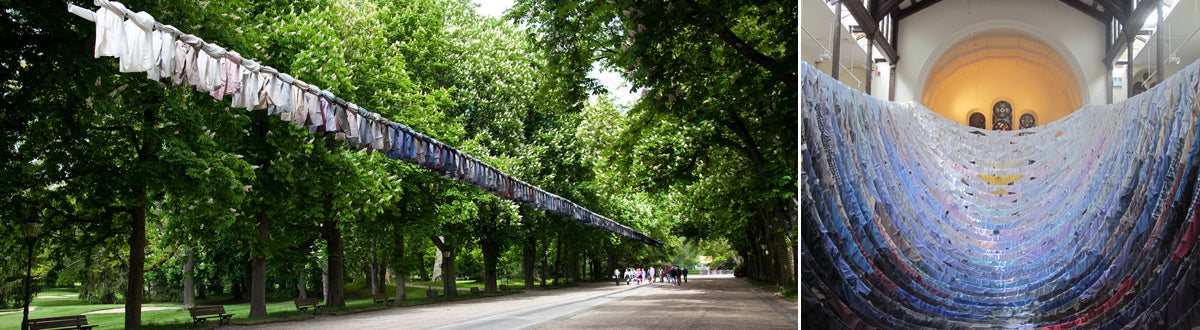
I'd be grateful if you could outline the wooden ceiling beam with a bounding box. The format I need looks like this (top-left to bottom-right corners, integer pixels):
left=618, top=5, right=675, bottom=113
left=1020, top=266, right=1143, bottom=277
left=1094, top=0, right=1129, bottom=22
left=841, top=0, right=900, bottom=63
left=897, top=0, right=943, bottom=20
left=1104, top=0, right=1159, bottom=65
left=1059, top=0, right=1110, bottom=22
left=871, top=0, right=905, bottom=21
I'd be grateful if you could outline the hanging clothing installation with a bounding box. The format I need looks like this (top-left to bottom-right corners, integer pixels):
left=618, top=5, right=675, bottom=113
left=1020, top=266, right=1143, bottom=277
left=803, top=59, right=1200, bottom=328
left=67, top=0, right=662, bottom=248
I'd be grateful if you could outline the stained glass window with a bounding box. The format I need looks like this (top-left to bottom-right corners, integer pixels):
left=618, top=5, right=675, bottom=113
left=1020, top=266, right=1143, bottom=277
left=1019, top=113, right=1036, bottom=129
left=969, top=113, right=986, bottom=129
left=992, top=101, right=1013, bottom=131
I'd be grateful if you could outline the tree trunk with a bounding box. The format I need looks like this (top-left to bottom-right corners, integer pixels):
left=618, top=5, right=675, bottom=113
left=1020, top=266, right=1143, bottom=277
left=245, top=260, right=253, bottom=300
left=126, top=195, right=146, bottom=329
left=430, top=228, right=457, bottom=298
left=553, top=233, right=563, bottom=285
left=607, top=246, right=619, bottom=284
left=369, top=236, right=378, bottom=295
left=250, top=212, right=268, bottom=317
left=417, top=248, right=429, bottom=281
left=523, top=236, right=536, bottom=290
left=324, top=219, right=346, bottom=307
left=482, top=238, right=498, bottom=293
left=539, top=231, right=549, bottom=287
left=571, top=247, right=580, bottom=283
left=321, top=262, right=329, bottom=303
left=432, top=243, right=444, bottom=282
left=377, top=258, right=387, bottom=296
left=183, top=245, right=195, bottom=309
left=393, top=229, right=407, bottom=301
left=723, top=115, right=797, bottom=285
left=297, top=265, right=307, bottom=299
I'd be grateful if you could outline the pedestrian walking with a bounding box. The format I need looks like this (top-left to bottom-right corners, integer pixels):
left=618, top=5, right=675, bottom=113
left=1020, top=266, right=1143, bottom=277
left=614, top=268, right=621, bottom=286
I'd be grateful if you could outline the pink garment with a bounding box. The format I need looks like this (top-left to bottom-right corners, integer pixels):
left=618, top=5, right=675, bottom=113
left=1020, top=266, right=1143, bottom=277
left=209, top=51, right=243, bottom=99
left=178, top=35, right=204, bottom=87
left=250, top=72, right=274, bottom=110
left=284, top=83, right=309, bottom=125
left=341, top=107, right=358, bottom=142
left=170, top=39, right=196, bottom=87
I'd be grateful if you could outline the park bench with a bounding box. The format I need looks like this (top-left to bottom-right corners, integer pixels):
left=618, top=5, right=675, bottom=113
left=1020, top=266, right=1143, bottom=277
left=27, top=315, right=96, bottom=330
left=294, top=298, right=326, bottom=314
left=188, top=305, right=234, bottom=325
left=372, top=293, right=394, bottom=306
left=469, top=287, right=481, bottom=295
left=426, top=288, right=439, bottom=300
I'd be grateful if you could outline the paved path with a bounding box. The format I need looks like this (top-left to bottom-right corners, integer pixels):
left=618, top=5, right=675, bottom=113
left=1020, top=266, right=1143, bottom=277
left=231, top=275, right=796, bottom=330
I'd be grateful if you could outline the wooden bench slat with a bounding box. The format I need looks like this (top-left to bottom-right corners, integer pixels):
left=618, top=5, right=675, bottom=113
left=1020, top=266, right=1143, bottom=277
left=188, top=305, right=234, bottom=325
left=295, top=298, right=326, bottom=314
left=29, top=315, right=95, bottom=330
left=372, top=293, right=395, bottom=305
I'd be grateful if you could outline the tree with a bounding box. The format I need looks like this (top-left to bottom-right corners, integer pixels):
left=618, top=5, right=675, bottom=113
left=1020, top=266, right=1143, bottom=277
left=514, top=0, right=798, bottom=285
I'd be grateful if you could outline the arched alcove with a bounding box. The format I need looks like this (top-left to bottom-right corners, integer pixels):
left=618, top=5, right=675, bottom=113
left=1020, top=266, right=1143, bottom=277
left=921, top=30, right=1082, bottom=128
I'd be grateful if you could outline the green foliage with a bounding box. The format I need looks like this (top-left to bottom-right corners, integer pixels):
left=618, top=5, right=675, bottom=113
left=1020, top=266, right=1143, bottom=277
left=515, top=0, right=798, bottom=284
left=1, top=0, right=728, bottom=318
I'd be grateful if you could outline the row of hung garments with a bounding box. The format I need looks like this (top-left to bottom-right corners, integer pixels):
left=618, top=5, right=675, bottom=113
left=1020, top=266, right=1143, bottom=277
left=86, top=1, right=659, bottom=247
left=801, top=59, right=1200, bottom=329
left=804, top=58, right=1200, bottom=296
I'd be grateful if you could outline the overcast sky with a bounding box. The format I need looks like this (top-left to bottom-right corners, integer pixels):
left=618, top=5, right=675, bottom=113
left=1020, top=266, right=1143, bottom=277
left=474, top=0, right=641, bottom=106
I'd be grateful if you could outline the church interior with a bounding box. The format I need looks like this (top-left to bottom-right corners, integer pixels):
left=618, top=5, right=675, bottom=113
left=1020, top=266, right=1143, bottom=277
left=801, top=0, right=1200, bottom=328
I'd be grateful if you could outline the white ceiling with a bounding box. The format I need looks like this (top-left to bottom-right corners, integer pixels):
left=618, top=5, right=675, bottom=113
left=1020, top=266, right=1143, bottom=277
left=801, top=0, right=874, bottom=79
left=801, top=0, right=1200, bottom=89
left=1132, top=0, right=1200, bottom=82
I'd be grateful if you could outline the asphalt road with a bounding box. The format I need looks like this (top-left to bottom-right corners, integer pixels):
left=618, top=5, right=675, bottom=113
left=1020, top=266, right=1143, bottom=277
left=233, top=274, right=797, bottom=330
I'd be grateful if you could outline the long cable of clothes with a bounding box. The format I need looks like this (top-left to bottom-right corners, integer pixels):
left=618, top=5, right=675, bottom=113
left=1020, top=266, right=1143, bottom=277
left=803, top=56, right=1200, bottom=328
left=67, top=0, right=663, bottom=248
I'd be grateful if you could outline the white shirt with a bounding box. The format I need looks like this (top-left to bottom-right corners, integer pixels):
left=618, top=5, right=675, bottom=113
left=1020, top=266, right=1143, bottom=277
left=94, top=3, right=128, bottom=58
left=119, top=12, right=155, bottom=73
left=146, top=30, right=175, bottom=80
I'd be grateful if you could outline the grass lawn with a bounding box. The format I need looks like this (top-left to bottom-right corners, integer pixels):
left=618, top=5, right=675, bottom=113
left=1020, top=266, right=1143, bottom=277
left=0, top=282, right=522, bottom=330
left=743, top=278, right=798, bottom=300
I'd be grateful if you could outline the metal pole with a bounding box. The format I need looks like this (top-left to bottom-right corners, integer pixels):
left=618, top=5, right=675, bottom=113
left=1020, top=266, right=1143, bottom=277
left=21, top=240, right=34, bottom=330
left=1155, top=0, right=1163, bottom=85
left=1106, top=19, right=1113, bottom=104
left=832, top=1, right=843, bottom=80
left=865, top=41, right=874, bottom=93
left=1127, top=37, right=1134, bottom=98
left=889, top=64, right=897, bottom=101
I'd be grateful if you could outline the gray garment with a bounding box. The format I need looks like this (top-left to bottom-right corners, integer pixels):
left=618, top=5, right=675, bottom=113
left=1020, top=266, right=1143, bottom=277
left=415, top=138, right=426, bottom=164
left=267, top=73, right=293, bottom=115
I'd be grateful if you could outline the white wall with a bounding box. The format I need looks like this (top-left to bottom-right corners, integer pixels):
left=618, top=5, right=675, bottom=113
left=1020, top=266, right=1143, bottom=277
left=895, top=0, right=1109, bottom=107
left=871, top=61, right=890, bottom=98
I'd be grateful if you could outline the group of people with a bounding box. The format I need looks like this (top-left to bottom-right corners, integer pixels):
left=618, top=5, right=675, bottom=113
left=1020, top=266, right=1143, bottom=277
left=614, top=266, right=688, bottom=286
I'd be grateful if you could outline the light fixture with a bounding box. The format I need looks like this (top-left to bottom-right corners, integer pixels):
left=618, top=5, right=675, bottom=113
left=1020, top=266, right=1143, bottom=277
left=22, top=220, right=41, bottom=239
left=1168, top=53, right=1181, bottom=64
left=21, top=218, right=40, bottom=330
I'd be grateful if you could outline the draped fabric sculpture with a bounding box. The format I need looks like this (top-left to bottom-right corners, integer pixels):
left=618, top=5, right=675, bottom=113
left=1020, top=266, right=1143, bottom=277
left=801, top=60, right=1200, bottom=329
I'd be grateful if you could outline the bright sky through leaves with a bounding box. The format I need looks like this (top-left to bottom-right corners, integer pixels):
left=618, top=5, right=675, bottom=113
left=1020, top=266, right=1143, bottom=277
left=473, top=0, right=641, bottom=106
